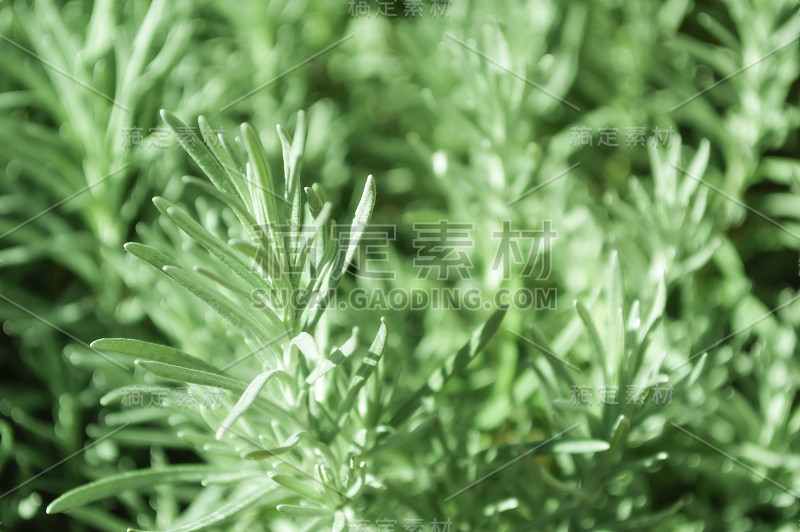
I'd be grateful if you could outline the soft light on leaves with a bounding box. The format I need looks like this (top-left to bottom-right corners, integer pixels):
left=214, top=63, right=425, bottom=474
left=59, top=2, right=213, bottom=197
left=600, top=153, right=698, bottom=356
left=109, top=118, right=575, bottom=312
left=160, top=110, right=238, bottom=198
left=46, top=466, right=233, bottom=514
left=339, top=175, right=377, bottom=279
left=275, top=504, right=331, bottom=517
left=243, top=431, right=305, bottom=460
left=241, top=123, right=279, bottom=235
left=304, top=186, right=323, bottom=217
left=337, top=318, right=388, bottom=417
left=160, top=265, right=284, bottom=337
left=549, top=440, right=610, bottom=455
left=134, top=360, right=245, bottom=392
left=391, top=306, right=508, bottom=427
left=90, top=339, right=219, bottom=373
left=153, top=197, right=269, bottom=296
left=575, top=299, right=609, bottom=383
left=268, top=473, right=326, bottom=504
left=306, top=346, right=350, bottom=385
left=216, top=369, right=295, bottom=440
left=290, top=332, right=320, bottom=363
left=124, top=242, right=177, bottom=270
left=126, top=484, right=276, bottom=532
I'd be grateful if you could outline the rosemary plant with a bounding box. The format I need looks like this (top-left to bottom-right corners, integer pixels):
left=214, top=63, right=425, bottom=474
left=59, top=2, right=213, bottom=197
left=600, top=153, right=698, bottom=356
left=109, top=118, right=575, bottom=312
left=2, top=0, right=800, bottom=530
left=44, top=111, right=505, bottom=530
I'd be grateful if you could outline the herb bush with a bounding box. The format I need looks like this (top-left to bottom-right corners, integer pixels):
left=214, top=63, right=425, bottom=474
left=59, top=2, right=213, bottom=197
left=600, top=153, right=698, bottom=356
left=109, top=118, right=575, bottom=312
left=1, top=0, right=799, bottom=530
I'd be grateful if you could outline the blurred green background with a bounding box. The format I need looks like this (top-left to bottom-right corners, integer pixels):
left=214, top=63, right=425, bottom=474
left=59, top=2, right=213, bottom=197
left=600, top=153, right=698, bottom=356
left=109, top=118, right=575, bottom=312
left=1, top=0, right=800, bottom=530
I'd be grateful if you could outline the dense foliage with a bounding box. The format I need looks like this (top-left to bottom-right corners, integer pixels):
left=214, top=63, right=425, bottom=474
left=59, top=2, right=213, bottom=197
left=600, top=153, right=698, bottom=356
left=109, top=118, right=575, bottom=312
left=1, top=0, right=799, bottom=530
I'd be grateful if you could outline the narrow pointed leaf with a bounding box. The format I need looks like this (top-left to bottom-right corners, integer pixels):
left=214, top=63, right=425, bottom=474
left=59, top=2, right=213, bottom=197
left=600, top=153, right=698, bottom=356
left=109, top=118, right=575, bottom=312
left=161, top=265, right=283, bottom=337
left=181, top=176, right=256, bottom=230
left=575, top=300, right=609, bottom=383
left=128, top=484, right=276, bottom=532
left=306, top=327, right=359, bottom=385
left=243, top=431, right=305, bottom=460
left=269, top=473, right=325, bottom=503
left=153, top=197, right=268, bottom=294
left=90, top=338, right=218, bottom=373
left=597, top=415, right=630, bottom=472
left=295, top=202, right=332, bottom=274
left=304, top=186, right=323, bottom=218
left=277, top=125, right=293, bottom=196
left=194, top=266, right=252, bottom=299
left=338, top=175, right=376, bottom=280
left=391, top=306, right=507, bottom=426
left=550, top=439, right=611, bottom=454
left=449, top=305, right=508, bottom=378
left=672, top=353, right=707, bottom=395
left=479, top=439, right=610, bottom=462
left=679, top=138, right=710, bottom=201
left=160, top=110, right=237, bottom=197
left=241, top=123, right=280, bottom=233
left=302, top=177, right=376, bottom=329
left=523, top=324, right=576, bottom=387
left=338, top=318, right=388, bottom=415
left=197, top=115, right=250, bottom=203
left=290, top=332, right=320, bottom=362
left=216, top=370, right=294, bottom=439
left=124, top=242, right=176, bottom=270
left=339, top=327, right=359, bottom=356
left=135, top=360, right=246, bottom=392
left=46, top=465, right=228, bottom=514
left=306, top=347, right=348, bottom=385
left=276, top=504, right=331, bottom=518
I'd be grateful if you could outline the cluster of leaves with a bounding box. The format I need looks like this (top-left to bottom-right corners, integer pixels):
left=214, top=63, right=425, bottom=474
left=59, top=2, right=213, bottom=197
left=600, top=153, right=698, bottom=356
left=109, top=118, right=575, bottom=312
left=0, top=0, right=355, bottom=528
left=43, top=111, right=506, bottom=530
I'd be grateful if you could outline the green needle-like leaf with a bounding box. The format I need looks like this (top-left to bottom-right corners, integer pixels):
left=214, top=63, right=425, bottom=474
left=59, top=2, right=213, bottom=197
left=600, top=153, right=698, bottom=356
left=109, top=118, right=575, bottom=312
left=153, top=197, right=271, bottom=296
left=124, top=242, right=177, bottom=270
left=47, top=465, right=233, bottom=514
left=390, top=306, right=508, bottom=427
left=479, top=438, right=610, bottom=462
left=338, top=318, right=388, bottom=417
left=575, top=300, right=609, bottom=383
left=304, top=186, right=324, bottom=218
left=276, top=504, right=331, bottom=517
left=127, top=484, right=276, bottom=532
left=160, top=110, right=238, bottom=198
left=241, top=123, right=281, bottom=249
left=306, top=346, right=349, bottom=386
left=339, top=175, right=376, bottom=280
left=161, top=265, right=283, bottom=338
left=216, top=369, right=295, bottom=439
left=243, top=431, right=305, bottom=460
left=134, top=360, right=246, bottom=392
left=90, top=338, right=219, bottom=373
left=269, top=473, right=326, bottom=504
left=180, top=176, right=257, bottom=231
left=197, top=115, right=251, bottom=203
